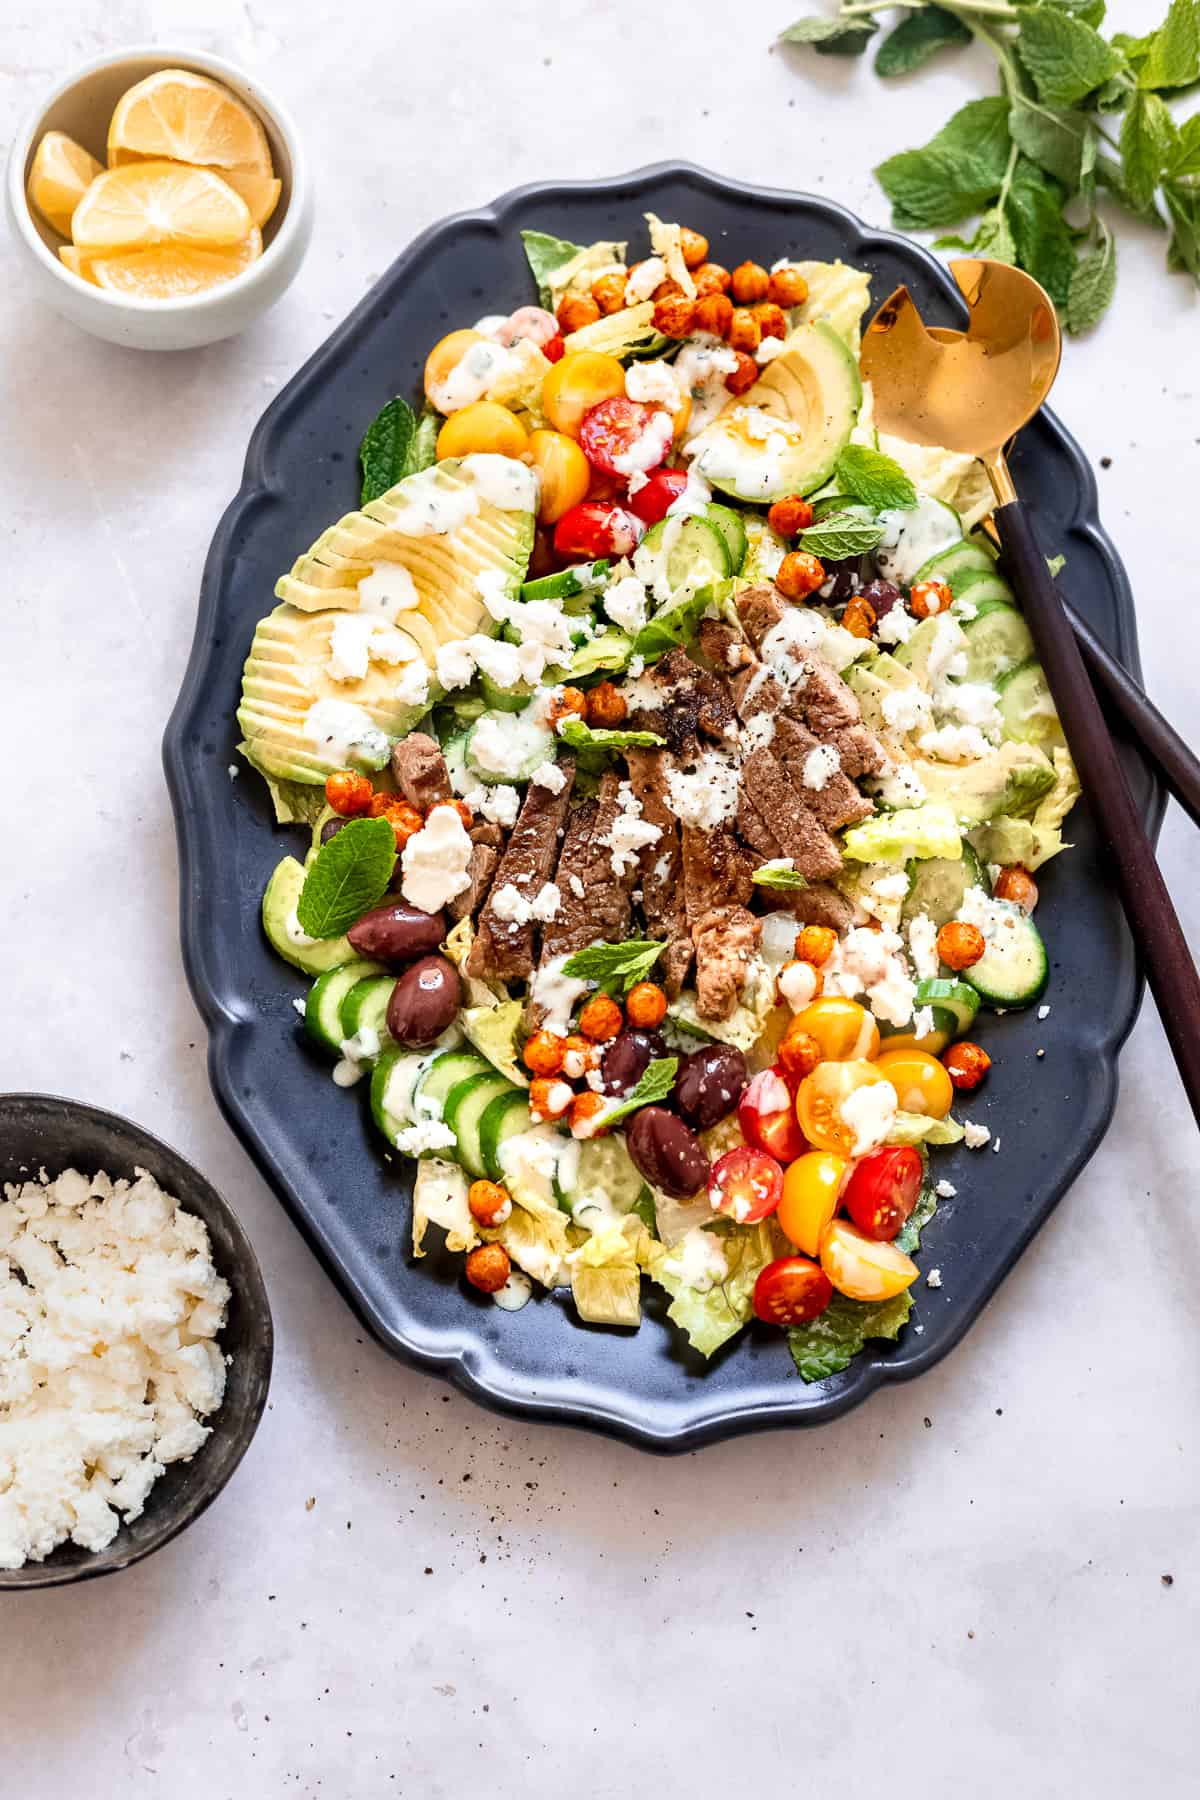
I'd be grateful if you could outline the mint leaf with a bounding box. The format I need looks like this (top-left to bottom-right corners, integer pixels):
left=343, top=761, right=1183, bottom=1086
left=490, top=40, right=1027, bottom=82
left=1139, top=0, right=1200, bottom=90
left=520, top=230, right=586, bottom=306
left=751, top=862, right=809, bottom=891
left=1046, top=553, right=1067, bottom=579
left=595, top=1057, right=680, bottom=1130
left=556, top=719, right=666, bottom=752
left=561, top=939, right=666, bottom=995
left=876, top=97, right=1013, bottom=230
left=295, top=817, right=397, bottom=939
left=799, top=510, right=885, bottom=560
left=1167, top=114, right=1200, bottom=179
left=787, top=1290, right=913, bottom=1383
left=359, top=398, right=439, bottom=505
left=1017, top=5, right=1122, bottom=107
left=779, top=14, right=879, bottom=57
left=1067, top=220, right=1117, bottom=333
left=935, top=206, right=1018, bottom=264
left=1120, top=89, right=1178, bottom=210
left=1006, top=157, right=1078, bottom=305
left=835, top=444, right=918, bottom=512
left=1009, top=96, right=1097, bottom=190
left=1164, top=180, right=1200, bottom=279
left=1112, top=29, right=1157, bottom=73
left=875, top=5, right=970, bottom=78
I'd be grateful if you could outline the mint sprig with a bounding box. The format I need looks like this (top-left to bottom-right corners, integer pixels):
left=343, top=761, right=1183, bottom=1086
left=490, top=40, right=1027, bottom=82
left=798, top=511, right=885, bottom=560
left=561, top=940, right=666, bottom=995
left=359, top=398, right=439, bottom=505
left=295, top=817, right=397, bottom=939
left=835, top=444, right=918, bottom=512
left=596, top=1057, right=680, bottom=1130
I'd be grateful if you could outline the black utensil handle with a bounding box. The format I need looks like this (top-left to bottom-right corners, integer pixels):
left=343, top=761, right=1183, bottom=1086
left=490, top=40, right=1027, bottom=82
left=995, top=499, right=1200, bottom=1127
left=1064, top=599, right=1200, bottom=832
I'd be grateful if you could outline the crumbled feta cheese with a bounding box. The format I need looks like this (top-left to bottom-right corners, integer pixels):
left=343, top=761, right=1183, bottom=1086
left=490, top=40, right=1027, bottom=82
left=802, top=743, right=841, bottom=791
left=881, top=686, right=934, bottom=734
left=292, top=996, right=307, bottom=1018
left=963, top=1120, right=991, bottom=1150
left=907, top=912, right=940, bottom=981
left=227, top=764, right=239, bottom=779
left=754, top=335, right=787, bottom=363
left=934, top=1179, right=957, bottom=1199
left=603, top=575, right=649, bottom=636
left=394, top=660, right=431, bottom=709
left=401, top=805, right=473, bottom=913
left=1037, top=1003, right=1051, bottom=1020
left=876, top=605, right=917, bottom=646
left=625, top=359, right=683, bottom=409
left=911, top=1006, right=935, bottom=1040
left=394, top=1119, right=457, bottom=1156
left=478, top=783, right=521, bottom=828
left=823, top=925, right=917, bottom=1029
left=926, top=1268, right=943, bottom=1289
left=839, top=1081, right=898, bottom=1156
left=530, top=760, right=567, bottom=794
left=568, top=874, right=585, bottom=900
left=665, top=752, right=739, bottom=830
left=492, top=880, right=560, bottom=927
left=603, top=781, right=661, bottom=876
left=917, top=723, right=992, bottom=762
left=992, top=1136, right=1001, bottom=1154
left=434, top=640, right=476, bottom=690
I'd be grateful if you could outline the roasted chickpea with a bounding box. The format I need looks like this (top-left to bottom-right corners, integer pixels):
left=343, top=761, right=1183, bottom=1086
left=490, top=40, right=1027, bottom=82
left=652, top=293, right=697, bottom=338
left=430, top=798, right=473, bottom=831
left=692, top=261, right=731, bottom=296
left=936, top=921, right=987, bottom=971
left=767, top=495, right=815, bottom=537
left=776, top=550, right=826, bottom=601
left=841, top=595, right=877, bottom=640
left=585, top=681, right=628, bottom=728
left=591, top=271, right=629, bottom=315
left=529, top=1077, right=575, bottom=1122
left=523, top=1030, right=566, bottom=1077
left=569, top=1090, right=610, bottom=1138
left=724, top=350, right=760, bottom=395
left=731, top=260, right=770, bottom=304
left=778, top=1026, right=823, bottom=1089
left=693, top=293, right=733, bottom=337
left=626, top=982, right=668, bottom=1029
left=652, top=278, right=684, bottom=303
left=753, top=302, right=788, bottom=341
left=556, top=292, right=600, bottom=334
left=325, top=770, right=373, bottom=817
left=465, top=1244, right=511, bottom=1293
left=942, top=1042, right=992, bottom=1091
left=384, top=802, right=425, bottom=851
left=579, top=994, right=624, bottom=1043
left=468, top=1180, right=512, bottom=1228
left=559, top=1036, right=597, bottom=1080
left=727, top=307, right=762, bottom=354
left=768, top=264, right=810, bottom=308
left=778, top=960, right=822, bottom=1008
left=545, top=686, right=588, bottom=727
left=910, top=577, right=953, bottom=620
left=368, top=791, right=397, bottom=818
left=679, top=226, right=709, bottom=269
left=993, top=865, right=1039, bottom=913
left=796, top=925, right=837, bottom=967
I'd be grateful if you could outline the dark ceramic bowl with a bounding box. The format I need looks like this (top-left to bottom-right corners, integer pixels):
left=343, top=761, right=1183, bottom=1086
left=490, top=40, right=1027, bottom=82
left=0, top=1095, right=272, bottom=1588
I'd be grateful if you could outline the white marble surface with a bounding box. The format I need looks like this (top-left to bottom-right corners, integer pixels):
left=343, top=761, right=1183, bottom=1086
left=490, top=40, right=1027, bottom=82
left=2, top=2, right=1198, bottom=1793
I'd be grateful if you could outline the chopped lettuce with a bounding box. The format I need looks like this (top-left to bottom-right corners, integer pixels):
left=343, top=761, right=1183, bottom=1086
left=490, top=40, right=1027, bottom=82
left=412, top=1158, right=478, bottom=1258
left=563, top=301, right=670, bottom=363
left=237, top=745, right=325, bottom=824
left=887, top=1111, right=965, bottom=1147
left=485, top=1195, right=570, bottom=1289
left=521, top=231, right=625, bottom=307
left=787, top=1290, right=914, bottom=1383
left=912, top=741, right=1057, bottom=828
left=969, top=749, right=1079, bottom=872
left=632, top=580, right=728, bottom=659
left=668, top=959, right=781, bottom=1055
left=842, top=800, right=963, bottom=864
left=645, top=212, right=695, bottom=296
left=443, top=916, right=502, bottom=1008
left=462, top=1000, right=529, bottom=1088
left=647, top=1221, right=784, bottom=1358
left=570, top=1218, right=646, bottom=1327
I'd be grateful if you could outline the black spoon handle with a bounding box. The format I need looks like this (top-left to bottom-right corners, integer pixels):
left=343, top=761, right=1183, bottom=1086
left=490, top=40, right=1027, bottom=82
left=995, top=499, right=1200, bottom=1128
left=1063, top=599, right=1200, bottom=833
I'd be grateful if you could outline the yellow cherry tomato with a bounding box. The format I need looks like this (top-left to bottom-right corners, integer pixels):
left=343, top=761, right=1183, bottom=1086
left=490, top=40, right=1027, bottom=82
left=819, top=1219, right=918, bottom=1302
left=542, top=351, right=627, bottom=438
left=792, top=996, right=880, bottom=1063
left=436, top=400, right=528, bottom=461
left=424, top=328, right=485, bottom=408
left=796, top=1060, right=890, bottom=1157
left=873, top=1048, right=954, bottom=1119
left=526, top=427, right=591, bottom=524
left=777, top=1151, right=847, bottom=1256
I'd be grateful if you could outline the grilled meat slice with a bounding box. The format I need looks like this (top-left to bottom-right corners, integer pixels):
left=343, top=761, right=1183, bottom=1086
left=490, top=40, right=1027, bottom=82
left=693, top=905, right=762, bottom=1022
left=681, top=824, right=754, bottom=923
left=779, top=881, right=857, bottom=934
left=697, top=617, right=754, bottom=673
left=627, top=647, right=735, bottom=754
left=830, top=723, right=886, bottom=779
left=736, top=790, right=784, bottom=861
left=467, top=760, right=575, bottom=984
left=537, top=799, right=599, bottom=964
left=739, top=749, right=843, bottom=882
left=573, top=771, right=640, bottom=944
left=791, top=658, right=862, bottom=736
left=735, top=584, right=786, bottom=648
left=447, top=842, right=499, bottom=923
left=625, top=748, right=692, bottom=998
left=771, top=716, right=875, bottom=832
left=469, top=819, right=504, bottom=850
left=730, top=661, right=788, bottom=725
left=391, top=732, right=452, bottom=811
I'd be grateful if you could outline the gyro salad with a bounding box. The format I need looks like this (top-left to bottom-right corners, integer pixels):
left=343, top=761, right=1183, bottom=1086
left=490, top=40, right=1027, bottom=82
left=238, top=213, right=1077, bottom=1380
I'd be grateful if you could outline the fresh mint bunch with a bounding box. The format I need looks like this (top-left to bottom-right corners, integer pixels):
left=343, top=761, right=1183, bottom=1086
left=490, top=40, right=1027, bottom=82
left=778, top=0, right=1200, bottom=330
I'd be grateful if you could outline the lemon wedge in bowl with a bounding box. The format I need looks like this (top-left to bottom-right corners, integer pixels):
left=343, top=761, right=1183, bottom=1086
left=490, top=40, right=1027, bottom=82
left=27, top=130, right=102, bottom=236
left=71, top=161, right=253, bottom=253
left=85, top=232, right=263, bottom=299
left=106, top=68, right=281, bottom=228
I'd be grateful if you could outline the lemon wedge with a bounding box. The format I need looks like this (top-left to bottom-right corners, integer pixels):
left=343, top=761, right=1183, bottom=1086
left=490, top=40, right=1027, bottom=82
left=107, top=68, right=272, bottom=176
left=58, top=244, right=96, bottom=283
left=218, top=166, right=282, bottom=229
left=86, top=231, right=263, bottom=299
left=27, top=131, right=103, bottom=236
left=71, top=160, right=252, bottom=254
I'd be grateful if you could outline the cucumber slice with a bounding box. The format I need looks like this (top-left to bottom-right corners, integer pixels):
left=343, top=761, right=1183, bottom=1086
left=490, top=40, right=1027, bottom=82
left=370, top=1046, right=433, bottom=1146
left=952, top=572, right=1016, bottom=609
left=642, top=515, right=731, bottom=592
left=700, top=504, right=748, bottom=574
left=479, top=1090, right=532, bottom=1181
left=305, top=959, right=384, bottom=1055
left=442, top=731, right=470, bottom=792
left=916, top=977, right=981, bottom=1037
left=960, top=603, right=1035, bottom=682
left=964, top=906, right=1048, bottom=1008
left=479, top=673, right=537, bottom=714
left=339, top=975, right=395, bottom=1052
left=413, top=1050, right=490, bottom=1120
left=913, top=538, right=995, bottom=591
left=998, top=659, right=1064, bottom=746
left=520, top=561, right=609, bottom=602
left=901, top=844, right=986, bottom=927
left=464, top=709, right=556, bottom=786
left=495, top=1120, right=568, bottom=1210
left=444, top=1070, right=518, bottom=1178
left=563, top=1135, right=650, bottom=1228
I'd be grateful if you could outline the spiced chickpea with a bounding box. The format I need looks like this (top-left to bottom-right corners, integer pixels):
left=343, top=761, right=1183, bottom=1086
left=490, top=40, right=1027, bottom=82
left=325, top=770, right=373, bottom=817
left=523, top=1030, right=566, bottom=1077
left=778, top=1026, right=822, bottom=1088
left=626, top=982, right=668, bottom=1029
left=545, top=686, right=588, bottom=727
left=767, top=495, right=815, bottom=537
left=465, top=1244, right=511, bottom=1293
left=841, top=595, right=877, bottom=640
left=693, top=293, right=733, bottom=338
left=384, top=802, right=424, bottom=851
left=652, top=293, right=697, bottom=338
left=795, top=925, right=837, bottom=967
left=768, top=265, right=810, bottom=308
left=585, top=682, right=628, bottom=728
left=993, top=865, right=1039, bottom=913
left=529, top=1077, right=574, bottom=1122
left=578, top=994, right=624, bottom=1043
left=678, top=226, right=709, bottom=269
left=731, top=260, right=770, bottom=303
left=942, top=1042, right=991, bottom=1091
left=652, top=278, right=684, bottom=303
left=556, top=292, right=600, bottom=334
left=775, top=550, right=826, bottom=600
left=591, top=271, right=628, bottom=315
left=468, top=1180, right=512, bottom=1228
left=368, top=790, right=397, bottom=818
left=569, top=1091, right=610, bottom=1138
left=936, top=921, right=987, bottom=971
left=724, top=350, right=760, bottom=396
left=910, top=577, right=953, bottom=620
left=727, top=307, right=762, bottom=354
left=752, top=302, right=788, bottom=341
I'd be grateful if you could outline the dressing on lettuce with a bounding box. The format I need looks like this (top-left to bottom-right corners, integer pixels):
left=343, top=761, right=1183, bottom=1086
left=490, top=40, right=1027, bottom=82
left=413, top=1159, right=478, bottom=1258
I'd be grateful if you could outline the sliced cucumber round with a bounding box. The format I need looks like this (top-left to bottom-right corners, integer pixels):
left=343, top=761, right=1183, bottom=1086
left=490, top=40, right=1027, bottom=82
left=464, top=708, right=556, bottom=785
left=997, top=659, right=1064, bottom=747
left=911, top=537, right=995, bottom=591
left=520, top=561, right=609, bottom=602
left=413, top=1049, right=490, bottom=1120
left=960, top=603, right=1035, bottom=683
left=478, top=672, right=538, bottom=714
left=479, top=1090, right=532, bottom=1182
left=444, top=1070, right=518, bottom=1177
left=441, top=731, right=471, bottom=793
left=563, top=1135, right=649, bottom=1227
left=370, top=1046, right=432, bottom=1146
left=952, top=571, right=1016, bottom=609
left=339, top=975, right=395, bottom=1050
left=305, top=958, right=384, bottom=1055
left=916, top=977, right=981, bottom=1037
left=700, top=504, right=748, bottom=574
left=964, top=904, right=1048, bottom=1008
left=901, top=844, right=986, bottom=928
left=642, top=515, right=731, bottom=592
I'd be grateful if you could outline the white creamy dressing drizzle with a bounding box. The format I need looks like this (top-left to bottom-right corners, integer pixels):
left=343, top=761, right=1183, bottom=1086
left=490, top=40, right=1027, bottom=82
left=302, top=699, right=389, bottom=768
left=529, top=953, right=590, bottom=1037
left=875, top=496, right=961, bottom=586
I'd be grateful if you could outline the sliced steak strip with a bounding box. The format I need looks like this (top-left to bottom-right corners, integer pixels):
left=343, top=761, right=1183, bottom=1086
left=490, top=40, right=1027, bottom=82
left=780, top=881, right=857, bottom=935
left=740, top=749, right=843, bottom=882
left=537, top=799, right=599, bottom=964
left=573, top=772, right=639, bottom=944
left=627, top=648, right=735, bottom=754
left=771, top=716, right=874, bottom=832
left=391, top=732, right=452, bottom=810
left=466, top=760, right=575, bottom=984
left=693, top=905, right=762, bottom=1022
left=682, top=823, right=754, bottom=923
left=447, top=842, right=500, bottom=923
left=730, top=661, right=788, bottom=725
left=625, top=749, right=692, bottom=998
left=736, top=790, right=784, bottom=861
left=697, top=617, right=753, bottom=673
left=830, top=723, right=886, bottom=779
left=791, top=658, right=862, bottom=736
left=735, top=584, right=786, bottom=648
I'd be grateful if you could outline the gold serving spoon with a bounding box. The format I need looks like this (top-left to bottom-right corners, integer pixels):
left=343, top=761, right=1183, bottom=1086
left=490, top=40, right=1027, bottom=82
left=861, top=259, right=1200, bottom=1125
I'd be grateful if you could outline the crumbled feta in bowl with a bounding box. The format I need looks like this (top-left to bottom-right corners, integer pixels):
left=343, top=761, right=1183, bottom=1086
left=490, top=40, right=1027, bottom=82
left=0, top=1097, right=272, bottom=1588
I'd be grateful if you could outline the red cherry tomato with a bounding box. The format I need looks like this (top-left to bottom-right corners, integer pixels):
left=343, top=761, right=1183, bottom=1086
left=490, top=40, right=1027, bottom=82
left=578, top=397, right=673, bottom=478
left=628, top=467, right=690, bottom=525
left=542, top=332, right=565, bottom=363
left=752, top=1255, right=834, bottom=1327
left=738, top=1067, right=807, bottom=1164
left=709, top=1146, right=783, bottom=1225
left=842, top=1145, right=923, bottom=1242
left=553, top=501, right=645, bottom=560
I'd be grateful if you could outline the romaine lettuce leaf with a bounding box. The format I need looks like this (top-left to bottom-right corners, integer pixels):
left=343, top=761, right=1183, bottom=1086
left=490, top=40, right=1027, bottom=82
left=787, top=1290, right=913, bottom=1383
left=521, top=231, right=626, bottom=307
left=888, top=1111, right=965, bottom=1146
left=842, top=800, right=963, bottom=864
left=485, top=1196, right=570, bottom=1289
left=570, top=1218, right=646, bottom=1327
left=894, top=1175, right=938, bottom=1255
left=412, top=1159, right=478, bottom=1258
left=646, top=1221, right=784, bottom=1358
left=968, top=747, right=1079, bottom=871
left=462, top=1000, right=529, bottom=1088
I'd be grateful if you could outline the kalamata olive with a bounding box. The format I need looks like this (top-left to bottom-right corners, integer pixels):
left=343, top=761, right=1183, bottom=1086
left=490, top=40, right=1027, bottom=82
left=673, top=1044, right=748, bottom=1130
left=320, top=817, right=348, bottom=845
left=601, top=1028, right=669, bottom=1096
left=860, top=578, right=903, bottom=620
left=386, top=954, right=461, bottom=1047
left=626, top=1107, right=711, bottom=1199
left=821, top=555, right=869, bottom=602
left=348, top=901, right=446, bottom=965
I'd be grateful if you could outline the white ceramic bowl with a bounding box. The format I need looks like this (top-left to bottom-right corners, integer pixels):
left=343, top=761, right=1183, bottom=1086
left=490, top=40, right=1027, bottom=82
left=6, top=45, right=313, bottom=351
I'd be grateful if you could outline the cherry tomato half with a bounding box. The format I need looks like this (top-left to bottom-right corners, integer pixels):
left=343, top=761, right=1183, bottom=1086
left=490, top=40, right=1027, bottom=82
left=498, top=304, right=559, bottom=348
left=578, top=397, right=674, bottom=479
left=795, top=1059, right=890, bottom=1157
left=738, top=1067, right=807, bottom=1164
left=554, top=501, right=645, bottom=560
left=873, top=1048, right=954, bottom=1120
left=629, top=467, right=690, bottom=526
left=752, top=1255, right=834, bottom=1327
left=709, top=1146, right=783, bottom=1225
left=819, top=1219, right=917, bottom=1302
left=842, top=1145, right=923, bottom=1242
left=777, top=1150, right=846, bottom=1256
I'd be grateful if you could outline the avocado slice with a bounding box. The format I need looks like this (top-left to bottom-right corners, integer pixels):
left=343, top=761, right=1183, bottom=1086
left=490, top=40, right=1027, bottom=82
left=910, top=741, right=1057, bottom=827
left=262, top=855, right=354, bottom=974
left=686, top=321, right=862, bottom=503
